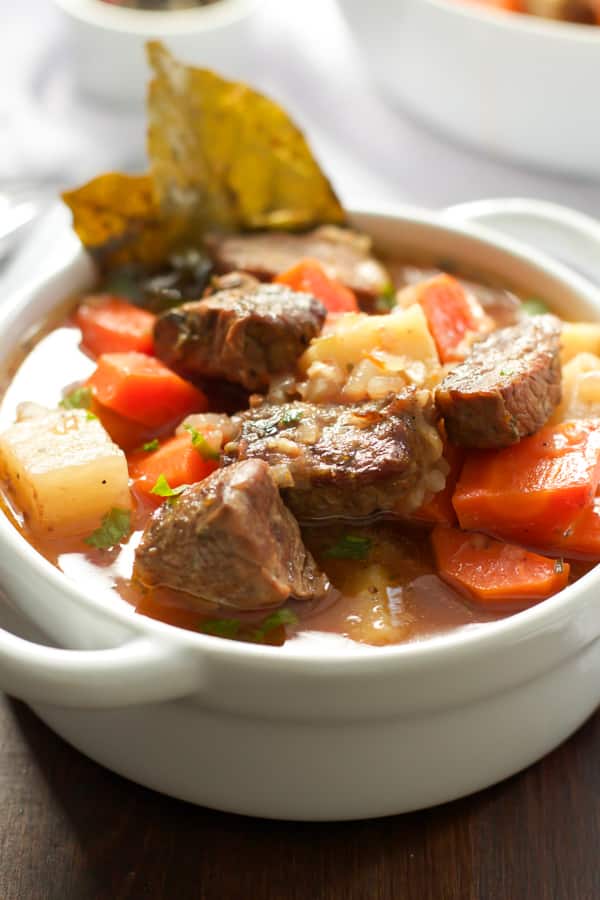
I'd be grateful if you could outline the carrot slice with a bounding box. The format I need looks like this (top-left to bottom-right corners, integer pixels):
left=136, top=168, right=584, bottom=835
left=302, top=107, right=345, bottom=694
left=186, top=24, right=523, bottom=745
left=431, top=525, right=570, bottom=606
left=128, top=432, right=218, bottom=498
left=88, top=352, right=207, bottom=428
left=75, top=296, right=156, bottom=357
left=416, top=274, right=492, bottom=363
left=547, top=497, right=600, bottom=560
left=453, top=420, right=600, bottom=548
left=275, top=259, right=359, bottom=313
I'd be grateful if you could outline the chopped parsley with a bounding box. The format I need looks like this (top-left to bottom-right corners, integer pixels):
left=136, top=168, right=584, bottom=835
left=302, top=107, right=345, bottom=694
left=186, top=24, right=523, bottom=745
left=249, top=608, right=299, bottom=643
left=324, top=534, right=372, bottom=561
left=60, top=385, right=93, bottom=410
left=499, top=369, right=513, bottom=377
left=374, top=282, right=397, bottom=312
left=103, top=268, right=141, bottom=302
left=522, top=297, right=550, bottom=316
left=279, top=409, right=303, bottom=428
left=197, top=608, right=299, bottom=643
left=150, top=473, right=191, bottom=499
left=85, top=411, right=98, bottom=421
left=85, top=508, right=131, bottom=550
left=199, top=618, right=241, bottom=638
left=142, top=438, right=160, bottom=452
left=183, top=423, right=220, bottom=460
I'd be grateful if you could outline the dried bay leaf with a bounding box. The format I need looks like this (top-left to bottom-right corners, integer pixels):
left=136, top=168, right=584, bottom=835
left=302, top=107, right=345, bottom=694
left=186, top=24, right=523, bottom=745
left=62, top=42, right=345, bottom=271
left=147, top=41, right=345, bottom=233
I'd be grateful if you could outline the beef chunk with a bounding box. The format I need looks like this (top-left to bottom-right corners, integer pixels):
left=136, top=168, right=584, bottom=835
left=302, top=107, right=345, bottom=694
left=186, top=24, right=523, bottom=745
left=223, top=392, right=445, bottom=520
left=436, top=315, right=562, bottom=448
left=135, top=459, right=329, bottom=610
left=153, top=283, right=326, bottom=392
left=207, top=225, right=390, bottom=309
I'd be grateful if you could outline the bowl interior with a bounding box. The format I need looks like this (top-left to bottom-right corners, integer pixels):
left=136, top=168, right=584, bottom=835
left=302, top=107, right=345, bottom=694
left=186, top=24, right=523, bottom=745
left=1, top=203, right=599, bottom=666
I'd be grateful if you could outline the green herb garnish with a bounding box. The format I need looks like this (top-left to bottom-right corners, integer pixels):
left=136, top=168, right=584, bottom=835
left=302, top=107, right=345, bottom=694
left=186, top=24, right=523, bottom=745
left=103, top=268, right=142, bottom=302
left=249, top=608, right=299, bottom=643
left=142, top=438, right=160, bottom=452
left=324, top=534, right=372, bottom=561
left=85, top=411, right=98, bottom=421
left=279, top=409, right=303, bottom=428
left=183, top=424, right=220, bottom=460
left=198, top=608, right=298, bottom=643
left=199, top=618, right=241, bottom=638
left=374, top=282, right=397, bottom=313
left=499, top=369, right=513, bottom=377
left=85, top=508, right=131, bottom=550
left=60, top=386, right=93, bottom=410
left=522, top=298, right=550, bottom=316
left=150, top=473, right=191, bottom=499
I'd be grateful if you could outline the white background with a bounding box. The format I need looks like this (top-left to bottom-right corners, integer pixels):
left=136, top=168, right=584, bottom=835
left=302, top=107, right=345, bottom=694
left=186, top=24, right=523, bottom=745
left=3, top=0, right=600, bottom=217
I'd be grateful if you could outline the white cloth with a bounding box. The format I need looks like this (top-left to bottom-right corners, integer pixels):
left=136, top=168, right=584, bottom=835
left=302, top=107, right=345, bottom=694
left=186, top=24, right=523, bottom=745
left=2, top=0, right=600, bottom=215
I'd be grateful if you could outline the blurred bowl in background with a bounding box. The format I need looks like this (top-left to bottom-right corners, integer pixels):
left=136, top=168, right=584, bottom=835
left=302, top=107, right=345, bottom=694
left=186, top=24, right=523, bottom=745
left=54, top=0, right=263, bottom=106
left=337, top=0, right=600, bottom=180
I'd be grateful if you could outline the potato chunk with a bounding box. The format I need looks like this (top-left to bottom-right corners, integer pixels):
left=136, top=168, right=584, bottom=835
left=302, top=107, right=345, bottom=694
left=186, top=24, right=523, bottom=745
left=0, top=409, right=131, bottom=537
left=550, top=352, right=600, bottom=423
left=561, top=323, right=600, bottom=365
left=300, top=304, right=440, bottom=375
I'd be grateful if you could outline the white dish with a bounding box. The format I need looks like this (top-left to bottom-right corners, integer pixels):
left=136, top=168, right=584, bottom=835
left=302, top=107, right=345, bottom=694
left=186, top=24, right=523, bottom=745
left=337, top=0, right=600, bottom=179
left=54, top=0, right=263, bottom=105
left=1, top=200, right=600, bottom=820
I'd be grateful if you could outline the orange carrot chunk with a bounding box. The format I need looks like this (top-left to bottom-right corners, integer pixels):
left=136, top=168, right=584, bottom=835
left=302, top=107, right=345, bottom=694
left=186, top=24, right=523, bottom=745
left=431, top=525, right=570, bottom=606
left=453, top=420, right=600, bottom=548
left=547, top=496, right=600, bottom=561
left=275, top=259, right=359, bottom=313
left=416, top=274, right=492, bottom=363
left=75, top=296, right=156, bottom=357
left=88, top=352, right=207, bottom=428
left=129, top=432, right=218, bottom=498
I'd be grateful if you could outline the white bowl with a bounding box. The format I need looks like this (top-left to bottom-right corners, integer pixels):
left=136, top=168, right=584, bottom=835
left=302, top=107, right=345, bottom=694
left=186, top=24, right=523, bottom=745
left=1, top=201, right=600, bottom=821
left=54, top=0, right=263, bottom=105
left=337, top=0, right=600, bottom=179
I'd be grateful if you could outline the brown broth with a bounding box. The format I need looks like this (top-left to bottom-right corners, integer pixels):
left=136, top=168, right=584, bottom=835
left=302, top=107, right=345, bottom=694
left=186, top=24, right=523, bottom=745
left=0, top=284, right=591, bottom=650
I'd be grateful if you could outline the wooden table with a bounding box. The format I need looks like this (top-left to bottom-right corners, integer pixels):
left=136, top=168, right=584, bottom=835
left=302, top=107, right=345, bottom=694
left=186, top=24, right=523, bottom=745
left=1, top=695, right=599, bottom=900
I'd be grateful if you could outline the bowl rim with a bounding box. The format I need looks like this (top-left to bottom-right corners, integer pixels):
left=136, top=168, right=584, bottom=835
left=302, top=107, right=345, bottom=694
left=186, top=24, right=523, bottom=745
left=54, top=0, right=262, bottom=34
left=2, top=202, right=600, bottom=673
left=426, top=0, right=600, bottom=42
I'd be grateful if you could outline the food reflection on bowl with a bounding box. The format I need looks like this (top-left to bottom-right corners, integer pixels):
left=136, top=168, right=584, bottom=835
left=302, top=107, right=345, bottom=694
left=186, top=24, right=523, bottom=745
left=462, top=0, right=600, bottom=25
left=337, top=0, right=600, bottom=179
left=54, top=0, right=263, bottom=104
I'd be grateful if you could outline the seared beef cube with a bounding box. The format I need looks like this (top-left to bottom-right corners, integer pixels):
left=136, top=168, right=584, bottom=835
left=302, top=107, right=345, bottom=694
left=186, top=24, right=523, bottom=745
left=223, top=393, right=445, bottom=520
left=207, top=225, right=390, bottom=309
left=153, top=284, right=326, bottom=392
left=436, top=315, right=562, bottom=448
left=135, top=459, right=329, bottom=609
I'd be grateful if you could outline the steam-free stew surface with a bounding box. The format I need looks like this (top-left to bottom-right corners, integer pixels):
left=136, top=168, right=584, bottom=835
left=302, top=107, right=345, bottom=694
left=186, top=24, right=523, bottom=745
left=0, top=265, right=592, bottom=652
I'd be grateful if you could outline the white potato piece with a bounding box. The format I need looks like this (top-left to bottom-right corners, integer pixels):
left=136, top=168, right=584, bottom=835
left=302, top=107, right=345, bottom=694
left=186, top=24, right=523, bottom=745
left=551, top=352, right=600, bottom=423
left=0, top=409, right=131, bottom=537
left=561, top=323, right=600, bottom=365
left=300, top=305, right=440, bottom=376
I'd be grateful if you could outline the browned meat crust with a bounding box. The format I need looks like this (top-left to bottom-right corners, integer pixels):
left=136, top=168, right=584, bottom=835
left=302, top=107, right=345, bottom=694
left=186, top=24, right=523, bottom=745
left=134, top=459, right=329, bottom=609
left=436, top=315, right=562, bottom=448
left=223, top=392, right=445, bottom=520
left=206, top=225, right=390, bottom=309
left=153, top=283, right=326, bottom=391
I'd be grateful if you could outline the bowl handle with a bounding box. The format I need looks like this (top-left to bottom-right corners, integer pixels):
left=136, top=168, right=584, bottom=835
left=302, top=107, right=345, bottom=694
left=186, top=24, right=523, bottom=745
left=443, top=198, right=600, bottom=287
left=0, top=626, right=200, bottom=708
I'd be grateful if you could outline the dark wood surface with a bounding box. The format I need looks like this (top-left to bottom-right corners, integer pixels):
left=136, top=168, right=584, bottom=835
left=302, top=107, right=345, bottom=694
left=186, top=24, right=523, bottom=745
left=1, top=696, right=599, bottom=900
